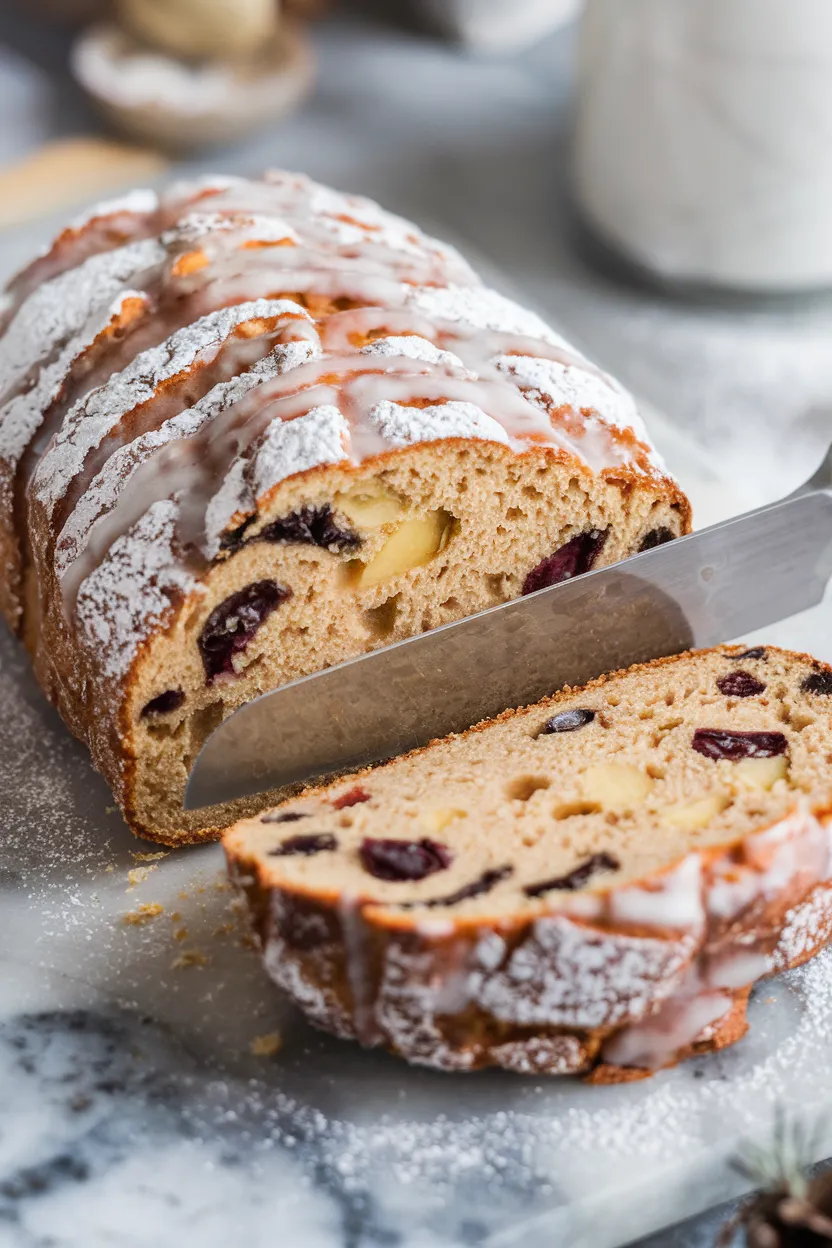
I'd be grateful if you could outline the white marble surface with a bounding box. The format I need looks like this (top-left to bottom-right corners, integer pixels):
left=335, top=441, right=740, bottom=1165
left=3, top=10, right=832, bottom=1248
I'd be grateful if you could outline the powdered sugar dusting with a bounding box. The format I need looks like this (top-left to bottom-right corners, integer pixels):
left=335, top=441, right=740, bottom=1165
left=251, top=405, right=351, bottom=499
left=360, top=335, right=465, bottom=370
left=408, top=284, right=572, bottom=347
left=368, top=399, right=512, bottom=448
left=76, top=499, right=197, bottom=679
left=34, top=299, right=300, bottom=513
left=0, top=238, right=164, bottom=404
left=0, top=292, right=150, bottom=469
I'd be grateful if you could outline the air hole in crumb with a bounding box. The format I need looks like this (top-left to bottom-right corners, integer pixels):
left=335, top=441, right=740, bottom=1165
left=339, top=814, right=354, bottom=829
left=507, top=775, right=551, bottom=801
left=638, top=709, right=655, bottom=721
left=523, top=485, right=544, bottom=499
left=553, top=800, right=602, bottom=820
left=363, top=595, right=400, bottom=638
left=646, top=762, right=666, bottom=780
left=607, top=696, right=621, bottom=707
left=605, top=811, right=620, bottom=826
left=665, top=691, right=676, bottom=705
left=506, top=507, right=522, bottom=520
left=440, top=596, right=461, bottom=612
left=485, top=573, right=504, bottom=598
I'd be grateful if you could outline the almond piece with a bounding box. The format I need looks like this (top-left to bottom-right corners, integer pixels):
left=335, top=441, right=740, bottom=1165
left=581, top=763, right=652, bottom=811
left=353, top=510, right=452, bottom=589
left=660, top=792, right=731, bottom=831
left=733, top=756, right=789, bottom=791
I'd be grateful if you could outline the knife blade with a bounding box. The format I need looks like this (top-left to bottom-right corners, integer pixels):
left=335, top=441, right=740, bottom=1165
left=185, top=448, right=832, bottom=810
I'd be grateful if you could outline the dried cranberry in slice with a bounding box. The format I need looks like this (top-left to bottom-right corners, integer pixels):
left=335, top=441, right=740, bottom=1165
left=260, top=505, right=360, bottom=553
left=360, top=837, right=452, bottom=882
left=692, top=729, right=787, bottom=761
left=523, top=852, right=620, bottom=898
left=731, top=647, right=767, bottom=661
left=802, top=670, right=832, bottom=696
left=261, top=811, right=307, bottom=824
left=539, top=708, right=595, bottom=735
left=198, top=580, right=290, bottom=683
left=639, top=527, right=675, bottom=552
left=333, top=786, right=371, bottom=810
left=269, top=833, right=337, bottom=856
left=140, top=689, right=185, bottom=717
left=521, top=529, right=608, bottom=596
left=716, top=671, right=766, bottom=698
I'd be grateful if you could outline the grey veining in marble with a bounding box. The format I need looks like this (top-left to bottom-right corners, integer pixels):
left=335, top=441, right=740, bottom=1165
left=2, top=10, right=832, bottom=1248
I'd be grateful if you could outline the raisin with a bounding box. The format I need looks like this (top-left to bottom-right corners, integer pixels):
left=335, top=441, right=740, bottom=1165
left=716, top=671, right=766, bottom=698
left=415, top=865, right=514, bottom=908
left=333, top=786, right=371, bottom=810
left=522, top=530, right=608, bottom=596
left=198, top=580, right=290, bottom=683
left=360, top=837, right=452, bottom=882
left=140, top=689, right=185, bottom=717
left=802, top=670, right=832, bottom=697
left=269, top=833, right=337, bottom=856
left=523, top=852, right=620, bottom=898
left=539, top=708, right=595, bottom=735
left=639, top=527, right=675, bottom=552
left=261, top=811, right=307, bottom=824
left=219, top=515, right=257, bottom=555
left=692, top=729, right=787, bottom=761
left=731, top=647, right=767, bottom=661
left=260, top=504, right=360, bottom=553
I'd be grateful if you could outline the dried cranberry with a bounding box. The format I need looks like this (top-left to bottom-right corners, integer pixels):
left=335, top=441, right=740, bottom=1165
left=417, top=865, right=514, bottom=908
left=523, top=852, right=620, bottom=898
left=140, top=689, right=185, bottom=717
left=716, top=671, right=766, bottom=698
left=260, top=505, right=360, bottom=553
left=269, top=833, right=337, bottom=856
left=333, top=787, right=371, bottom=810
left=539, top=708, right=595, bottom=735
left=802, top=670, right=832, bottom=696
left=639, top=527, right=675, bottom=552
left=198, top=580, right=290, bottom=683
left=692, top=729, right=787, bottom=761
left=731, top=647, right=767, bottom=661
left=261, top=811, right=307, bottom=824
left=522, top=530, right=608, bottom=596
left=360, top=837, right=452, bottom=882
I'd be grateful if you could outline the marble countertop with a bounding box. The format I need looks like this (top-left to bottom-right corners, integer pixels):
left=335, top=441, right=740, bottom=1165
left=3, top=10, right=832, bottom=1248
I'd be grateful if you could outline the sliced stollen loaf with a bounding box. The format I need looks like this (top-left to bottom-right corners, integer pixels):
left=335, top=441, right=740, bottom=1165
left=224, top=645, right=832, bottom=1079
left=0, top=171, right=689, bottom=843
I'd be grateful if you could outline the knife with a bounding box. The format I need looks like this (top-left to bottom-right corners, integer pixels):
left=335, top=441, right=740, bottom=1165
left=185, top=444, right=832, bottom=810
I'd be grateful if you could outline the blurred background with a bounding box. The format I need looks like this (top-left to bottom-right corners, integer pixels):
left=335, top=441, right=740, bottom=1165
left=3, top=4, right=832, bottom=1245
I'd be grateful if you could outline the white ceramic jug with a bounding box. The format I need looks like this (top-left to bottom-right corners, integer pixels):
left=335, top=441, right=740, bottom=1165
left=573, top=0, right=832, bottom=292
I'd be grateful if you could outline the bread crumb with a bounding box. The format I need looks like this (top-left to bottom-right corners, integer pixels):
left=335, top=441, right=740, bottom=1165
left=250, top=1032, right=282, bottom=1058
left=214, top=922, right=235, bottom=937
left=132, top=850, right=168, bottom=863
left=105, top=805, right=117, bottom=815
left=104, top=864, right=115, bottom=874
left=178, top=890, right=189, bottom=900
left=122, top=902, right=163, bottom=925
left=171, top=949, right=210, bottom=969
left=127, top=864, right=158, bottom=889
left=173, top=927, right=188, bottom=942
